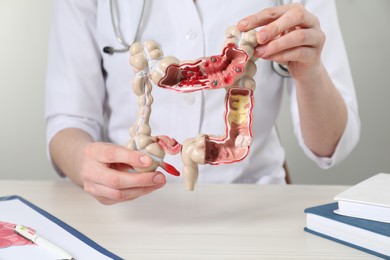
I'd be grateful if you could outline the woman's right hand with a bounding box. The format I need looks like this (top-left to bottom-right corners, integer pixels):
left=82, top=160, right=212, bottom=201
left=79, top=142, right=166, bottom=205
left=50, top=128, right=166, bottom=205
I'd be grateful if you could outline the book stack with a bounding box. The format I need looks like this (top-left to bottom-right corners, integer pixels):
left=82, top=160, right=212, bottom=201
left=304, top=173, right=390, bottom=259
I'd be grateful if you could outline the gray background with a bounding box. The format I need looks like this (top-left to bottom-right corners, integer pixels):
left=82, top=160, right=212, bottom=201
left=1, top=1, right=389, bottom=185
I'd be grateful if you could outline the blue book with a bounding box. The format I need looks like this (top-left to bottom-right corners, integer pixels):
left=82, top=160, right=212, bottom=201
left=304, top=202, right=390, bottom=259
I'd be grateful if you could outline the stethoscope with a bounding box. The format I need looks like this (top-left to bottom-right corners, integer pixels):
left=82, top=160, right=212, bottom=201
left=103, top=0, right=291, bottom=78
left=102, top=0, right=146, bottom=55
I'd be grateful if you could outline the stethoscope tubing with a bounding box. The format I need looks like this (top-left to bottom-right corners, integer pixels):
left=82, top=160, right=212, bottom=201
left=103, top=0, right=291, bottom=78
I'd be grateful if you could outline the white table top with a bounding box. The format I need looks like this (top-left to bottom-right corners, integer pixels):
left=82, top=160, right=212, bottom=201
left=0, top=181, right=378, bottom=259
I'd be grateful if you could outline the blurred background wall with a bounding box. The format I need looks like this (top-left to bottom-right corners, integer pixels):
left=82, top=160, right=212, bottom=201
left=0, top=0, right=389, bottom=184
left=0, top=1, right=55, bottom=180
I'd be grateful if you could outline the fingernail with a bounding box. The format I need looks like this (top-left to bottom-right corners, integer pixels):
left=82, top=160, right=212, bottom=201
left=153, top=174, right=165, bottom=184
left=140, top=155, right=152, bottom=165
left=239, top=19, right=249, bottom=28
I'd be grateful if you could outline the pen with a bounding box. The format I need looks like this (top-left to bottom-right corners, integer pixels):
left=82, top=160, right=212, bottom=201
left=14, top=224, right=75, bottom=260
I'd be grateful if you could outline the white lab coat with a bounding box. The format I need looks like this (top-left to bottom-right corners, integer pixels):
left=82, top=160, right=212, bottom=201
left=45, top=0, right=360, bottom=184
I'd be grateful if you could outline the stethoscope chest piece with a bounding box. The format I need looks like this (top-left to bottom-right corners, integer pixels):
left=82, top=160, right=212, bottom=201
left=272, top=61, right=291, bottom=78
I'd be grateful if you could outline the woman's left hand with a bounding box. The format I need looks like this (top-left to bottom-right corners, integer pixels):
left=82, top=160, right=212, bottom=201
left=237, top=3, right=325, bottom=80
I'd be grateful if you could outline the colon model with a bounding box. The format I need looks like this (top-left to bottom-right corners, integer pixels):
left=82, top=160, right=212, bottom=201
left=127, top=26, right=258, bottom=191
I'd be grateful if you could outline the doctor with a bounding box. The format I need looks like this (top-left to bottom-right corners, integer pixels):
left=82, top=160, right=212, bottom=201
left=45, top=0, right=360, bottom=205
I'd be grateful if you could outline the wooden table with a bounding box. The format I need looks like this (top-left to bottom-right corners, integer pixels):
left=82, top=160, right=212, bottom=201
left=0, top=181, right=378, bottom=259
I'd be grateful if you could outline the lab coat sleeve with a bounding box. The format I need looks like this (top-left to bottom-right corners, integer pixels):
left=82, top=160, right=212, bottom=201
left=45, top=0, right=105, bottom=146
left=288, top=0, right=361, bottom=168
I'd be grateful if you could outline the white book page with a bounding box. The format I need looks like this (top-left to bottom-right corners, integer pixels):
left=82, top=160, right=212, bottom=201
left=0, top=198, right=115, bottom=260
left=335, top=201, right=390, bottom=223
left=334, top=173, right=390, bottom=207
left=306, top=214, right=390, bottom=256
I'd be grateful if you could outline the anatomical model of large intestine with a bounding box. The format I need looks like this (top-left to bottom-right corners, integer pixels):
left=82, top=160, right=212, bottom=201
left=126, top=26, right=258, bottom=191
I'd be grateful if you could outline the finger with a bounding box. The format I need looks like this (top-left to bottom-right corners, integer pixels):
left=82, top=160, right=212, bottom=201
left=259, top=46, right=317, bottom=65
left=85, top=142, right=152, bottom=168
left=86, top=182, right=165, bottom=205
left=237, top=4, right=305, bottom=31
left=238, top=4, right=318, bottom=43
left=256, top=28, right=322, bottom=58
left=238, top=5, right=289, bottom=32
left=83, top=167, right=166, bottom=190
left=257, top=5, right=319, bottom=44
